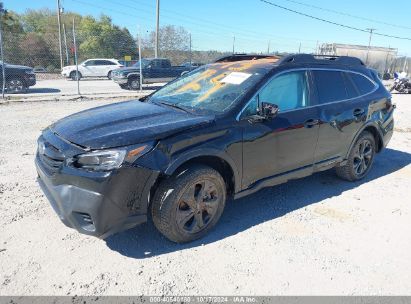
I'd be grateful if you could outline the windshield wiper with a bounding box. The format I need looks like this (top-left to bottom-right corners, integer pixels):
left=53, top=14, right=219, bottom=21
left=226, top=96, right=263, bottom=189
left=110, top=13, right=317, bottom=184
left=156, top=101, right=192, bottom=114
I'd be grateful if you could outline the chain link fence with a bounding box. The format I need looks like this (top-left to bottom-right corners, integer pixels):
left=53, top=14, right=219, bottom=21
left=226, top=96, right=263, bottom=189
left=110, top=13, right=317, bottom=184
left=0, top=8, right=408, bottom=99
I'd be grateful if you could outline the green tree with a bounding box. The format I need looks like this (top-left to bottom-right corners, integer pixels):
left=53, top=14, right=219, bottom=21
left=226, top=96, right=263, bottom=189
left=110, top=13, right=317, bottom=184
left=78, top=15, right=137, bottom=61
left=1, top=9, right=26, bottom=65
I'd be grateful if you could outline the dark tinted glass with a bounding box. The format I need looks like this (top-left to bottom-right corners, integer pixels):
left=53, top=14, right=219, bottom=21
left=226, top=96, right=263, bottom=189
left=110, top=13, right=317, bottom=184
left=313, top=70, right=348, bottom=104
left=343, top=73, right=359, bottom=99
left=102, top=60, right=115, bottom=65
left=84, top=60, right=95, bottom=66
left=349, top=73, right=376, bottom=95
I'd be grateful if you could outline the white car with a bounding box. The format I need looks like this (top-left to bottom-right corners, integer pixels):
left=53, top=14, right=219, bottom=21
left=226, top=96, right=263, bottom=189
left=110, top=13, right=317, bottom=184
left=61, top=59, right=123, bottom=80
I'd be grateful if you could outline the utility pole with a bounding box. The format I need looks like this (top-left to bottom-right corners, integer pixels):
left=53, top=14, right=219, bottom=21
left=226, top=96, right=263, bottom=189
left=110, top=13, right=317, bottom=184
left=155, top=0, right=160, bottom=58
left=365, top=28, right=375, bottom=65
left=72, top=19, right=80, bottom=95
left=138, top=26, right=143, bottom=92
left=62, top=23, right=69, bottom=65
left=403, top=56, right=408, bottom=74
left=232, top=35, right=235, bottom=54
left=56, top=0, right=63, bottom=69
left=267, top=40, right=270, bottom=54
left=189, top=33, right=192, bottom=66
left=0, top=3, right=6, bottom=99
left=298, top=42, right=301, bottom=53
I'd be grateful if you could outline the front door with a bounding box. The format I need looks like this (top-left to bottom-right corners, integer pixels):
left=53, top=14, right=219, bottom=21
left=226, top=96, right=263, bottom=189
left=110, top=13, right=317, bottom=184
left=240, top=70, right=320, bottom=188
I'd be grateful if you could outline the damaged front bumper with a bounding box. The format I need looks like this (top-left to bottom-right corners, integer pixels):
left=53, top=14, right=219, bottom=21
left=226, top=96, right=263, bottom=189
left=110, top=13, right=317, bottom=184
left=35, top=132, right=159, bottom=239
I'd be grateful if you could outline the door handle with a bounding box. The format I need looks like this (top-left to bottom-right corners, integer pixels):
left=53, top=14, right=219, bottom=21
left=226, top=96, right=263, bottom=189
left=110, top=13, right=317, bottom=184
left=353, top=108, right=365, bottom=117
left=304, top=119, right=319, bottom=128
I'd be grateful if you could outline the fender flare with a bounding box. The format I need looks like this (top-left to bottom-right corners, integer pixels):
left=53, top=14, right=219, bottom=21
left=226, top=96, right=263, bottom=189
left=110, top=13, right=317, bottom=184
left=345, top=121, right=384, bottom=159
left=126, top=73, right=142, bottom=81
left=164, top=147, right=242, bottom=193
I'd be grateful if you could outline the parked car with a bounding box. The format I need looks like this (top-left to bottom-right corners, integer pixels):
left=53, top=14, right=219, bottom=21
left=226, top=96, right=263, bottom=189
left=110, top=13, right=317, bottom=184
left=35, top=54, right=394, bottom=243
left=0, top=62, right=36, bottom=93
left=112, top=58, right=192, bottom=90
left=33, top=67, right=47, bottom=73
left=181, top=61, right=204, bottom=68
left=61, top=59, right=123, bottom=80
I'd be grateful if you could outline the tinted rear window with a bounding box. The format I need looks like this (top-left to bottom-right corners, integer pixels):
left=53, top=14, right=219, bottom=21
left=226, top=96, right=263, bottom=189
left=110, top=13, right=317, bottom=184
left=313, top=70, right=348, bottom=104
left=349, top=73, right=376, bottom=95
left=342, top=73, right=359, bottom=99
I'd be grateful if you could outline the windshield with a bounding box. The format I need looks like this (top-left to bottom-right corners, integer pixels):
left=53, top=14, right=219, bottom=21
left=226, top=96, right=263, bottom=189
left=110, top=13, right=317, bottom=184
left=149, top=58, right=278, bottom=113
left=133, top=59, right=150, bottom=68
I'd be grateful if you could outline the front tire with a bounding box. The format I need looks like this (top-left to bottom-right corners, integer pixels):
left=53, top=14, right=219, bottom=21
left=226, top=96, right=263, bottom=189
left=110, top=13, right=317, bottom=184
left=70, top=71, right=82, bottom=81
left=151, top=165, right=226, bottom=243
left=5, top=78, right=27, bottom=93
left=128, top=77, right=140, bottom=90
left=107, top=71, right=113, bottom=79
left=336, top=131, right=376, bottom=181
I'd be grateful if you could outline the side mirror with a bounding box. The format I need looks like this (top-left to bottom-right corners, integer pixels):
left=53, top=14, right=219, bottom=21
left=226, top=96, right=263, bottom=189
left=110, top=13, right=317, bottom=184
left=81, top=63, right=86, bottom=67
left=260, top=102, right=279, bottom=119
left=147, top=64, right=152, bottom=69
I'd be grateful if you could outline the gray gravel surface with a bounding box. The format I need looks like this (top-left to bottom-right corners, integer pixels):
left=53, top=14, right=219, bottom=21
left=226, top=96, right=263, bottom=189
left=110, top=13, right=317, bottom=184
left=0, top=94, right=410, bottom=295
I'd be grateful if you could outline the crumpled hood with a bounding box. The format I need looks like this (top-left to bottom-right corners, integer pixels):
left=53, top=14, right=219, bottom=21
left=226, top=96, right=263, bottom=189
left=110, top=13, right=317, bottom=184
left=49, top=100, right=214, bottom=149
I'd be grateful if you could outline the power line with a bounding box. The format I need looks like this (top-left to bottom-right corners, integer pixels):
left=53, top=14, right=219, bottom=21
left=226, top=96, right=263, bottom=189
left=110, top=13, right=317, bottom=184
left=69, top=0, right=316, bottom=52
left=277, top=0, right=411, bottom=30
left=260, top=0, right=411, bottom=41
left=102, top=0, right=318, bottom=44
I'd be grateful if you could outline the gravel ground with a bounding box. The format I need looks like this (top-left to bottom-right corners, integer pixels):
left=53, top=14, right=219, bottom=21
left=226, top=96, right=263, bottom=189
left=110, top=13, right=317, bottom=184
left=0, top=94, right=410, bottom=296
left=6, top=79, right=164, bottom=100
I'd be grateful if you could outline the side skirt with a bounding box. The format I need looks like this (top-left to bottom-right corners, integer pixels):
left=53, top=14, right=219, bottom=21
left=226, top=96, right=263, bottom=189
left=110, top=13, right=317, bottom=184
left=234, top=156, right=343, bottom=200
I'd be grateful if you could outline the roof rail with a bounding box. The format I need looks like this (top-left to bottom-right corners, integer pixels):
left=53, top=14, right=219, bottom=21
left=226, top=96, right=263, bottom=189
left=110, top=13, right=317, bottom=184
left=214, top=54, right=280, bottom=62
left=278, top=54, right=365, bottom=66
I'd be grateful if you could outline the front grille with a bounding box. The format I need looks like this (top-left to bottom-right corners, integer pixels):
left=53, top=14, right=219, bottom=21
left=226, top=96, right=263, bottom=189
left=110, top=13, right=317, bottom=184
left=38, top=139, right=65, bottom=174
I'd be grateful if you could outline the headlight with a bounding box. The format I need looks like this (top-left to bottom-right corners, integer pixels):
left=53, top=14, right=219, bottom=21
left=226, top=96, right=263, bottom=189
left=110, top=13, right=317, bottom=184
left=69, top=143, right=154, bottom=171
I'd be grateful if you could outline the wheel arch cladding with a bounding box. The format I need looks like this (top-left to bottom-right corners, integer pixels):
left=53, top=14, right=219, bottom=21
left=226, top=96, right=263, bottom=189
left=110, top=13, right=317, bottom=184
left=363, top=125, right=383, bottom=152
left=167, top=155, right=236, bottom=197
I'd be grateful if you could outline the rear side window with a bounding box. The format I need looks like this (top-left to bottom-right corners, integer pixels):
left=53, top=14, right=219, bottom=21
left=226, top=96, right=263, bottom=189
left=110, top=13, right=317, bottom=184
left=349, top=73, right=376, bottom=95
left=312, top=70, right=348, bottom=104
left=342, top=73, right=359, bottom=99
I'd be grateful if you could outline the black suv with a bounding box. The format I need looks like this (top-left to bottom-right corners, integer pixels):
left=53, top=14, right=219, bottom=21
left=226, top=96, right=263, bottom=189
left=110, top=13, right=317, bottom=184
left=35, top=54, right=394, bottom=243
left=1, top=62, right=36, bottom=93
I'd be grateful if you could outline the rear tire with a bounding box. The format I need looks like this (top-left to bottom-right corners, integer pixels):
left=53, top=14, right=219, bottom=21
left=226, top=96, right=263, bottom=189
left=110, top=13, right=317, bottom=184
left=151, top=165, right=226, bottom=243
left=336, top=131, right=376, bottom=181
left=70, top=71, right=82, bottom=81
left=107, top=71, right=113, bottom=79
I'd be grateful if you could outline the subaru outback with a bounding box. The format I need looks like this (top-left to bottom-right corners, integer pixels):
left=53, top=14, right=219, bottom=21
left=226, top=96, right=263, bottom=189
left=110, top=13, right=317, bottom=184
left=35, top=54, right=394, bottom=243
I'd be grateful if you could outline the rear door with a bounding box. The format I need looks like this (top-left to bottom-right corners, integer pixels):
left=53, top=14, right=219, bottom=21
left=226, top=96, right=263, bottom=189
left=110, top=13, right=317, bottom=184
left=96, top=60, right=117, bottom=77
left=312, top=69, right=376, bottom=166
left=240, top=70, right=320, bottom=188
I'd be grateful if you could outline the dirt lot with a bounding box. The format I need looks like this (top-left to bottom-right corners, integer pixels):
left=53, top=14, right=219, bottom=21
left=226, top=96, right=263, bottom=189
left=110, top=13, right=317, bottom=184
left=0, top=94, right=410, bottom=295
